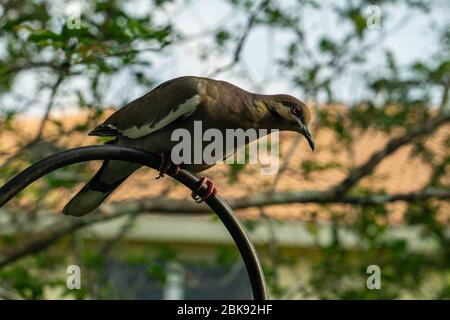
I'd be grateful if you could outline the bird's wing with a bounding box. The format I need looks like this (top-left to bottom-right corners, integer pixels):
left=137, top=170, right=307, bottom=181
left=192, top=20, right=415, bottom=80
left=89, top=77, right=201, bottom=139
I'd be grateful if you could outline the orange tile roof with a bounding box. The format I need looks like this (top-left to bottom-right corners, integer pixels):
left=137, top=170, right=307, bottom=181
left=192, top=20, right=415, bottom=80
left=1, top=111, right=449, bottom=225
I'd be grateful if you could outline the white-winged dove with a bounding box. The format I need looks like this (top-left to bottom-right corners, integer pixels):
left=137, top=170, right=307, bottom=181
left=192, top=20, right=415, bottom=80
left=63, top=76, right=315, bottom=216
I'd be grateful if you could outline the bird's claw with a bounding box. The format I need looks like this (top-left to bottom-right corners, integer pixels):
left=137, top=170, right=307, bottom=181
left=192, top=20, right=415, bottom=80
left=191, top=177, right=217, bottom=203
left=156, top=152, right=180, bottom=179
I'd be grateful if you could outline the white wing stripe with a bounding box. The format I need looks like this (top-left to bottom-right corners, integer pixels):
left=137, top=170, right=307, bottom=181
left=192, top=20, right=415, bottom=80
left=122, top=95, right=201, bottom=139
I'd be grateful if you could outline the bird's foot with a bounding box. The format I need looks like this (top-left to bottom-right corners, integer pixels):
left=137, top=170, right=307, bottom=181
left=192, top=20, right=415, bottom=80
left=191, top=177, right=217, bottom=203
left=156, top=152, right=180, bottom=179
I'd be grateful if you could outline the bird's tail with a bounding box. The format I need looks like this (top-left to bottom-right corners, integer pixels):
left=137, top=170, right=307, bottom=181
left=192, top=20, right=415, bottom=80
left=62, top=159, right=140, bottom=216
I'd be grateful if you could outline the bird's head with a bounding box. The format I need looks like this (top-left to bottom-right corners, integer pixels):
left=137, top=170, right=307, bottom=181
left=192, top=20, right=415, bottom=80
left=260, top=94, right=315, bottom=151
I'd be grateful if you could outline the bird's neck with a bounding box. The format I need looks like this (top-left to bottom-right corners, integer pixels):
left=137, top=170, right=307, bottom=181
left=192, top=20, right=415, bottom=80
left=250, top=94, right=283, bottom=131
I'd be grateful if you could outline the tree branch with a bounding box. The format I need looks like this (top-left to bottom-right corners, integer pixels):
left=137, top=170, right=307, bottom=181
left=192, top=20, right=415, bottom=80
left=0, top=67, right=67, bottom=170
left=0, top=211, right=128, bottom=268
left=210, top=0, right=270, bottom=76
left=330, top=111, right=450, bottom=197
left=1, top=186, right=448, bottom=269
left=2, top=62, right=60, bottom=75
left=34, top=72, right=65, bottom=141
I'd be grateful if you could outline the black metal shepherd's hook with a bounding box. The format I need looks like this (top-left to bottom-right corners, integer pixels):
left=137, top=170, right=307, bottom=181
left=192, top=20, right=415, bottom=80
left=0, top=145, right=268, bottom=300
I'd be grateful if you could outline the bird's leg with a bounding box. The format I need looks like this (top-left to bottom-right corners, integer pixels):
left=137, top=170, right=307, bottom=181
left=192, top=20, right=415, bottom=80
left=156, top=151, right=180, bottom=179
left=191, top=176, right=217, bottom=203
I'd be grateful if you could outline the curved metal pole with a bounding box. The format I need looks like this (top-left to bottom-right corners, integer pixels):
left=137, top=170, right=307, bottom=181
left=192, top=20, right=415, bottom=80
left=0, top=145, right=268, bottom=300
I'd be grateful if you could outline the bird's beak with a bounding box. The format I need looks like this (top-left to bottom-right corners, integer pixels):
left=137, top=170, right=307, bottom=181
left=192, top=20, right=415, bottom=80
left=300, top=124, right=315, bottom=151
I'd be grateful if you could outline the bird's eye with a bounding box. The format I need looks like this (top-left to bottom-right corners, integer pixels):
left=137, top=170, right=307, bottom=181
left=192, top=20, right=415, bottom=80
left=291, top=106, right=302, bottom=116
